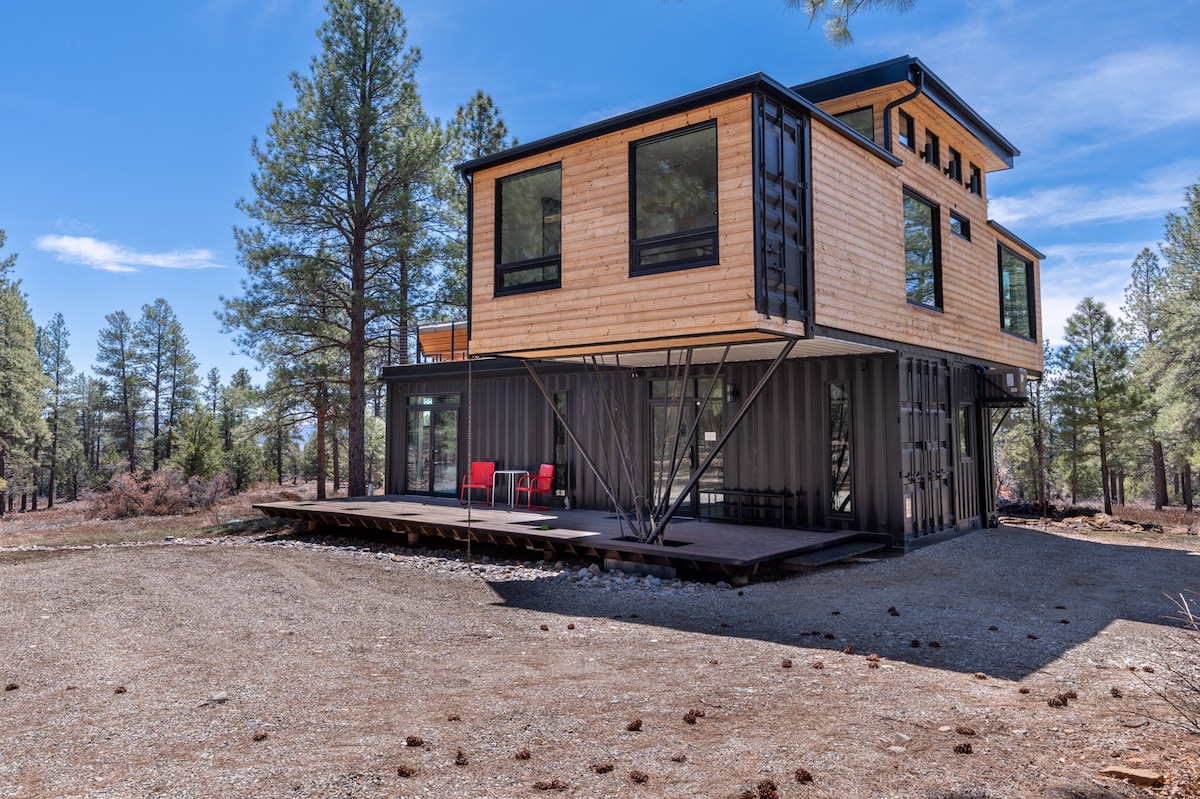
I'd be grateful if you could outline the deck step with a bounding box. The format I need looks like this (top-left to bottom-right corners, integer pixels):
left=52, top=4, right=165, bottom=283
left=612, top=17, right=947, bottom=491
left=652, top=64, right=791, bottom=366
left=780, top=539, right=888, bottom=571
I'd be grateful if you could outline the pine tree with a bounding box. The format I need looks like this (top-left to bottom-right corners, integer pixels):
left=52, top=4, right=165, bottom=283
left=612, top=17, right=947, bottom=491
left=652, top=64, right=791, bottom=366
left=785, top=0, right=916, bottom=46
left=0, top=231, right=48, bottom=515
left=136, top=299, right=199, bottom=470
left=95, top=310, right=145, bottom=474
left=36, top=313, right=74, bottom=508
left=223, top=0, right=450, bottom=498
left=1059, top=298, right=1130, bottom=515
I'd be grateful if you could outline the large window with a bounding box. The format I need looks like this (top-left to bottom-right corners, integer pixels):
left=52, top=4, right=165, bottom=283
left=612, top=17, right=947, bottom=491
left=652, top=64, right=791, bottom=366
left=631, top=122, right=718, bottom=275
left=903, top=189, right=941, bottom=309
left=998, top=244, right=1035, bottom=338
left=496, top=164, right=562, bottom=294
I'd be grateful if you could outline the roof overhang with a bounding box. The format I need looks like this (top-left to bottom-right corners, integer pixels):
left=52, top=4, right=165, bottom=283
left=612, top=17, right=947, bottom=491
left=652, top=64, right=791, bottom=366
left=792, top=55, right=1020, bottom=169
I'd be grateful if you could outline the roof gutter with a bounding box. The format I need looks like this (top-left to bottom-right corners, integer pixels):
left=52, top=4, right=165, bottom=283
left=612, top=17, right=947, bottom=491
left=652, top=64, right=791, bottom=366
left=881, top=62, right=924, bottom=154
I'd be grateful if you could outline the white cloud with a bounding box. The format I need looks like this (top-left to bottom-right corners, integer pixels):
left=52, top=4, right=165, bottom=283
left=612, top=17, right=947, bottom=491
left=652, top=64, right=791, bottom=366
left=1036, top=241, right=1144, bottom=344
left=989, top=161, right=1200, bottom=228
left=34, top=235, right=224, bottom=274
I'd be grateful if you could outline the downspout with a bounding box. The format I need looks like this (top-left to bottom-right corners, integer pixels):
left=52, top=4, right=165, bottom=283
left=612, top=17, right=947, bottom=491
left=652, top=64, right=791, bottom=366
left=882, top=63, right=924, bottom=153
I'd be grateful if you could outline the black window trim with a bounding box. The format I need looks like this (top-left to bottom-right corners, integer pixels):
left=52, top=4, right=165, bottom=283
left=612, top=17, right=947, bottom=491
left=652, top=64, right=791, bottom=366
left=903, top=186, right=943, bottom=312
left=949, top=210, right=971, bottom=241
left=897, top=109, right=915, bottom=151
left=629, top=120, right=720, bottom=277
left=494, top=162, right=563, bottom=296
left=922, top=128, right=940, bottom=168
left=997, top=242, right=1036, bottom=340
left=834, top=105, right=875, bottom=142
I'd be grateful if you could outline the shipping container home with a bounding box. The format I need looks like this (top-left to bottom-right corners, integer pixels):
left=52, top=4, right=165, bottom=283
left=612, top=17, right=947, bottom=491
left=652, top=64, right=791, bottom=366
left=382, top=56, right=1042, bottom=552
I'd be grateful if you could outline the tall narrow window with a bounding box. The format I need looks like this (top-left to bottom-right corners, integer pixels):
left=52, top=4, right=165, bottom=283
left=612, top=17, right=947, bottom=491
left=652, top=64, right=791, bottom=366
left=946, top=147, right=962, bottom=183
left=897, top=109, right=914, bottom=151
left=998, top=244, right=1036, bottom=338
left=968, top=163, right=982, bottom=196
left=903, top=189, right=941, bottom=309
left=631, top=122, right=718, bottom=275
left=829, top=382, right=853, bottom=516
left=923, top=129, right=940, bottom=167
left=496, top=164, right=562, bottom=294
left=552, top=391, right=570, bottom=497
left=835, top=106, right=874, bottom=141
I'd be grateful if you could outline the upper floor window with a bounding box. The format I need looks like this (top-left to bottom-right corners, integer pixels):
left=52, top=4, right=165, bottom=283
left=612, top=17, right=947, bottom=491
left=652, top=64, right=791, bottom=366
left=998, top=244, right=1036, bottom=339
left=903, top=188, right=941, bottom=310
left=946, top=147, right=962, bottom=183
left=949, top=210, right=970, bottom=240
left=922, top=129, right=940, bottom=168
left=835, top=106, right=874, bottom=141
left=897, top=110, right=914, bottom=151
left=968, top=163, right=982, bottom=196
left=496, top=164, right=562, bottom=294
left=631, top=122, right=719, bottom=275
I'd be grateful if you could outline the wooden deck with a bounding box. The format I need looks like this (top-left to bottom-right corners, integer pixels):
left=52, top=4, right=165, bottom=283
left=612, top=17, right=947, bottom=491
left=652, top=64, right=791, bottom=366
left=252, top=495, right=891, bottom=583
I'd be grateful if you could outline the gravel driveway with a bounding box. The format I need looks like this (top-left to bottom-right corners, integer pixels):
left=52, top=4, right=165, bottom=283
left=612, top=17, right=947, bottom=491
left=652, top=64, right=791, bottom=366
left=2, top=523, right=1197, bottom=798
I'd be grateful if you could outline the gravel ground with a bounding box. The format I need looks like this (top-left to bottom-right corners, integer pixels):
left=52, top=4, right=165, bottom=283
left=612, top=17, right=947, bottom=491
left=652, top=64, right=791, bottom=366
left=2, top=520, right=1199, bottom=798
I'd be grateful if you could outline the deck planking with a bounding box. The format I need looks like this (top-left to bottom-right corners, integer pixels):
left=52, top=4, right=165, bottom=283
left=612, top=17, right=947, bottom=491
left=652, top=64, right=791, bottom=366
left=252, top=495, right=882, bottom=581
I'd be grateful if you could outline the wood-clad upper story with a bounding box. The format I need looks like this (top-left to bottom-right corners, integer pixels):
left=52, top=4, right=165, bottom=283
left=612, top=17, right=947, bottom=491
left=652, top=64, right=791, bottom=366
left=459, top=57, right=1043, bottom=375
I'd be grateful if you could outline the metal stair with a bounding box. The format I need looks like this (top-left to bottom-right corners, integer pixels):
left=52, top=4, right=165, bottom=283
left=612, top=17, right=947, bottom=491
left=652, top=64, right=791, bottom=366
left=779, top=534, right=891, bottom=571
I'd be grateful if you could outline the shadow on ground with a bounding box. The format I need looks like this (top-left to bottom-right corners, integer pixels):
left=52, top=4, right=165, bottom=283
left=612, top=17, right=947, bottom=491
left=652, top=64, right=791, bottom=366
left=485, top=525, right=1199, bottom=681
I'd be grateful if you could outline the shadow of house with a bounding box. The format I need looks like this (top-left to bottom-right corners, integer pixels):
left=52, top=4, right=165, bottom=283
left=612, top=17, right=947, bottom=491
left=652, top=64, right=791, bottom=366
left=485, top=526, right=1198, bottom=681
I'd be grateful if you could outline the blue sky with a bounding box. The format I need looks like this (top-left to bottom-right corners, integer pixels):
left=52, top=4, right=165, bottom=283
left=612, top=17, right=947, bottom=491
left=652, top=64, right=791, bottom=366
left=2, top=0, right=1198, bottom=381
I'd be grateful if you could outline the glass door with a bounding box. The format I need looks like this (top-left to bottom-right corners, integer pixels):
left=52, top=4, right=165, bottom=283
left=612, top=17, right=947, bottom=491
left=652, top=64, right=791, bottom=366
left=405, top=395, right=459, bottom=495
left=650, top=378, right=723, bottom=518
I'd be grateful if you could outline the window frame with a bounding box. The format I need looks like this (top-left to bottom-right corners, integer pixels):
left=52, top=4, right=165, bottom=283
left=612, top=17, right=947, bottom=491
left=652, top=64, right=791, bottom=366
left=949, top=210, right=971, bottom=241
left=897, top=109, right=915, bottom=151
left=494, top=162, right=563, bottom=296
left=835, top=106, right=874, bottom=141
left=629, top=121, right=720, bottom=277
left=997, top=243, right=1036, bottom=339
left=828, top=380, right=854, bottom=518
left=946, top=147, right=962, bottom=183
left=923, top=129, right=940, bottom=168
left=968, top=163, right=983, bottom=196
left=902, top=187, right=942, bottom=311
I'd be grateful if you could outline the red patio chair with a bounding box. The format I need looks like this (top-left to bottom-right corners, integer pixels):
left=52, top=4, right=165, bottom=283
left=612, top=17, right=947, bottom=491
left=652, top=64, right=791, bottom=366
left=460, top=461, right=496, bottom=505
left=515, top=464, right=555, bottom=509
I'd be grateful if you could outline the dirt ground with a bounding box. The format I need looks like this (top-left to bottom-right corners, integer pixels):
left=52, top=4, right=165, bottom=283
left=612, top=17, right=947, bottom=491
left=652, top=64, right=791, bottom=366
left=1, top=488, right=1198, bottom=798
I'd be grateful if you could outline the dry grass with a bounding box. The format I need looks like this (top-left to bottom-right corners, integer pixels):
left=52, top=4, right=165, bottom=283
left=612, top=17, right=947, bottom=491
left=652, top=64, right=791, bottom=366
left=0, top=482, right=314, bottom=551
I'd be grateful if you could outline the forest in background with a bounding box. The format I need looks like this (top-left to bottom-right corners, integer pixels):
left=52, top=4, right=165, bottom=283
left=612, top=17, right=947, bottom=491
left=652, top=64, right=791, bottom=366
left=997, top=182, right=1200, bottom=517
left=0, top=0, right=1197, bottom=523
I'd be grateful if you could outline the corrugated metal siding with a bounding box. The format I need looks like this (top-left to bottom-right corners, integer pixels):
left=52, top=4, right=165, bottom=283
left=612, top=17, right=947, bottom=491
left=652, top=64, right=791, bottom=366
left=754, top=94, right=811, bottom=323
left=383, top=351, right=999, bottom=545
left=385, top=368, right=649, bottom=510
left=721, top=354, right=897, bottom=535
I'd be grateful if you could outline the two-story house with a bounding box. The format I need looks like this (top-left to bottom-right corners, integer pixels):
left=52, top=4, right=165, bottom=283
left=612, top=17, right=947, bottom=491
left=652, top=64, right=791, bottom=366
left=382, top=56, right=1042, bottom=552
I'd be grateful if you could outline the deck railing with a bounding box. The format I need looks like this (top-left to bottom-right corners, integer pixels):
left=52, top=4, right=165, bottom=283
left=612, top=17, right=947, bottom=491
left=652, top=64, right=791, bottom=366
left=387, top=321, right=468, bottom=365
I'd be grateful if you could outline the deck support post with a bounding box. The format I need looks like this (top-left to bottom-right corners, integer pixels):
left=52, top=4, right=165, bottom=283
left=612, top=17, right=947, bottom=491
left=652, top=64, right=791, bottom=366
left=647, top=337, right=798, bottom=542
left=523, top=360, right=642, bottom=532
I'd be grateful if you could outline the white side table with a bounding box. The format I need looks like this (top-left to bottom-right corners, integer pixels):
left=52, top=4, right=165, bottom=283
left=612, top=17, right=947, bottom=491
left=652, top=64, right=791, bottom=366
left=492, top=469, right=528, bottom=508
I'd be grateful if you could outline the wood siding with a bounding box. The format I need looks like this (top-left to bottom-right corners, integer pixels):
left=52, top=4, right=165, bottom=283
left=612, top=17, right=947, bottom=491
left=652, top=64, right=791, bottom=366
left=468, top=94, right=794, bottom=358
left=809, top=107, right=1043, bottom=375
left=466, top=81, right=1042, bottom=376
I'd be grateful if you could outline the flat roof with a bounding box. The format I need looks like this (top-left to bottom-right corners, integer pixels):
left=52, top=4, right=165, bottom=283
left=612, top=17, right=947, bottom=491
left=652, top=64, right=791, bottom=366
left=792, top=55, right=1020, bottom=168
left=457, top=71, right=901, bottom=175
